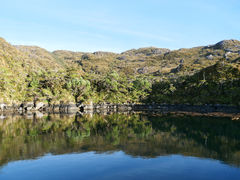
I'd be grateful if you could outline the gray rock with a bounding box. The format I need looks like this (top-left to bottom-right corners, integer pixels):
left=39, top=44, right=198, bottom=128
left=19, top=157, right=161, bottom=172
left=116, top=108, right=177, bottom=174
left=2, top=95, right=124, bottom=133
left=0, top=103, right=6, bottom=111
left=81, top=54, right=90, bottom=60
left=206, top=54, right=214, bottom=60
left=21, top=102, right=34, bottom=111
left=35, top=102, right=46, bottom=110
left=26, top=106, right=33, bottom=111
left=93, top=51, right=115, bottom=57
left=194, top=59, right=200, bottom=64
left=67, top=103, right=79, bottom=112
left=179, top=59, right=184, bottom=64
left=117, top=56, right=127, bottom=60
left=224, top=51, right=231, bottom=58
left=171, top=64, right=184, bottom=73
left=151, top=48, right=170, bottom=55
left=213, top=39, right=240, bottom=51
left=137, top=67, right=148, bottom=74
left=122, top=47, right=170, bottom=56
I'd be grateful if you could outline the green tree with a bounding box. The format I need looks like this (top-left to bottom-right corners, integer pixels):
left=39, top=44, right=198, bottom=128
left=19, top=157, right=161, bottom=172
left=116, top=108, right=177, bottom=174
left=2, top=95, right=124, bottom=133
left=67, top=77, right=91, bottom=103
left=132, top=77, right=151, bottom=102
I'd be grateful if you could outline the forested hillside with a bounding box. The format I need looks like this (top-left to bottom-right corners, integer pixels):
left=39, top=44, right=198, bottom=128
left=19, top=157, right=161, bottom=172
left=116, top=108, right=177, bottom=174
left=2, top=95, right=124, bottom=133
left=0, top=37, right=240, bottom=105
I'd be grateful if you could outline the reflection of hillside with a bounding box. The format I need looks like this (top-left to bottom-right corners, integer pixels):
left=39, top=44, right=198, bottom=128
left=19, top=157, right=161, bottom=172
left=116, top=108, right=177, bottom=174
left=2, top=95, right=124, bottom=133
left=149, top=115, right=240, bottom=165
left=0, top=113, right=240, bottom=168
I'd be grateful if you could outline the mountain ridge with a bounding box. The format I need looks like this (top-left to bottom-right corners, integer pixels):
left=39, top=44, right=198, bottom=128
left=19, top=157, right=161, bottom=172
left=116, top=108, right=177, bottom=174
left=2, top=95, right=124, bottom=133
left=0, top=37, right=240, bottom=105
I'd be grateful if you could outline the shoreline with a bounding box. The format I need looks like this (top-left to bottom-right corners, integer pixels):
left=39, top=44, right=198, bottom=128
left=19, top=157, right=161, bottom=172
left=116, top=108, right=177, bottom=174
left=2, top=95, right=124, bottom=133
left=0, top=103, right=240, bottom=119
left=0, top=110, right=239, bottom=121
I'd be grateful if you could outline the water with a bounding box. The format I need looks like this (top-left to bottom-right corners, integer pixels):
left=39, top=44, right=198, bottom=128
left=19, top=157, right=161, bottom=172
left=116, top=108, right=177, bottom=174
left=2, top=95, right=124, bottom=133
left=0, top=113, right=240, bottom=179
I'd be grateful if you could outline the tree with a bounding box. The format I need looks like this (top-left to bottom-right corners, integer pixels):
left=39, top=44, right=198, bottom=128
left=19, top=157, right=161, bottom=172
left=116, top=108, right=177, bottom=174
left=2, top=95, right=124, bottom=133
left=26, top=75, right=41, bottom=106
left=67, top=77, right=91, bottom=103
left=132, top=77, right=151, bottom=102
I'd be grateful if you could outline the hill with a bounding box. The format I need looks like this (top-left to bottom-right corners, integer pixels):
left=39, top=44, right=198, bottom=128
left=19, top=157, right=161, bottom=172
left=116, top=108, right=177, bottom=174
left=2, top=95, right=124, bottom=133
left=148, top=61, right=240, bottom=105
left=0, top=37, right=239, bottom=105
left=51, top=40, right=240, bottom=78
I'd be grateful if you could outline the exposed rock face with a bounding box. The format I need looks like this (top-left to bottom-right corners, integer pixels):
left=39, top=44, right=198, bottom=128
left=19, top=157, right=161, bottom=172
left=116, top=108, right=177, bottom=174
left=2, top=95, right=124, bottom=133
left=212, top=39, right=240, bottom=52
left=93, top=51, right=116, bottom=57
left=66, top=103, right=79, bottom=112
left=35, top=102, right=46, bottom=110
left=122, top=47, right=170, bottom=56
left=151, top=48, right=170, bottom=55
left=179, top=59, right=184, bottom=63
left=81, top=54, right=90, bottom=60
left=206, top=54, right=214, bottom=60
left=19, top=102, right=34, bottom=111
left=117, top=56, right=127, bottom=60
left=137, top=67, right=148, bottom=74
left=0, top=103, right=6, bottom=111
left=224, top=51, right=232, bottom=58
left=171, top=64, right=184, bottom=73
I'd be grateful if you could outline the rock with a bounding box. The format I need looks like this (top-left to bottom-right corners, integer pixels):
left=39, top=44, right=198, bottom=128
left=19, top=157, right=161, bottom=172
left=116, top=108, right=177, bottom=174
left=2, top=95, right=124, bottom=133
left=26, top=102, right=34, bottom=106
left=171, top=64, right=184, bottom=73
left=117, top=56, right=127, bottom=60
left=137, top=67, right=148, bottom=74
left=93, top=51, right=115, bottom=57
left=152, top=48, right=170, bottom=55
left=179, top=59, right=184, bottom=64
left=26, top=106, right=33, bottom=111
left=213, top=39, right=240, bottom=51
left=67, top=103, right=79, bottom=112
left=194, top=59, right=200, bottom=64
left=0, top=103, right=7, bottom=111
left=122, top=47, right=170, bottom=56
left=20, top=102, right=34, bottom=111
left=206, top=54, right=214, bottom=60
left=224, top=51, right=231, bottom=58
left=35, top=102, right=46, bottom=110
left=81, top=54, right=90, bottom=60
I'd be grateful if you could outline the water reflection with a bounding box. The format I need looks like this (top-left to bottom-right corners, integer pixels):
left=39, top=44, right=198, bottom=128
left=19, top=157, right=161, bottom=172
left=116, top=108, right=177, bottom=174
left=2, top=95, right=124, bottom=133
left=0, top=113, right=240, bottom=168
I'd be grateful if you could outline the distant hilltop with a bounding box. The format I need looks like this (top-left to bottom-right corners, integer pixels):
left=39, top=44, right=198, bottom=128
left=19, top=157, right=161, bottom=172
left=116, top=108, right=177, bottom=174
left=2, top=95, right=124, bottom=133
left=1, top=37, right=239, bottom=76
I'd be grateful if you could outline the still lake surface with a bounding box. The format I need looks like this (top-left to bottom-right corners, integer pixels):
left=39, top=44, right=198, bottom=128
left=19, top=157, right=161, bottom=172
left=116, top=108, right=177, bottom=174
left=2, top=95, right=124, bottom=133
left=0, top=113, right=240, bottom=179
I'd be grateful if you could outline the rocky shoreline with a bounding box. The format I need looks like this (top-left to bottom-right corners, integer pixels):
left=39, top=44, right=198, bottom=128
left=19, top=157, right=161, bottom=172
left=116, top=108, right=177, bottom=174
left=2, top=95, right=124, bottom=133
left=133, top=104, right=240, bottom=114
left=0, top=102, right=240, bottom=114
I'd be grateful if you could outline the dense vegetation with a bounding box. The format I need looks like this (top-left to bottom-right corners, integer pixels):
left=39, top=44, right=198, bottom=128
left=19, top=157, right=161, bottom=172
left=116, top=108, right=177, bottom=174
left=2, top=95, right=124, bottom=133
left=0, top=37, right=240, bottom=105
left=148, top=61, right=240, bottom=105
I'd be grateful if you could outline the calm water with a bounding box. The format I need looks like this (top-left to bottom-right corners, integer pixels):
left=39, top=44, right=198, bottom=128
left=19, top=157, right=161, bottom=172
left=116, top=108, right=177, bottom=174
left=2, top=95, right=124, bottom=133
left=0, top=113, right=240, bottom=180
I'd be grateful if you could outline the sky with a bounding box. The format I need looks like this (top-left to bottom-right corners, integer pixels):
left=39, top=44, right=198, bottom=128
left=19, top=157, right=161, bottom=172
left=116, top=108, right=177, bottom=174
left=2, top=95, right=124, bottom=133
left=0, top=0, right=240, bottom=52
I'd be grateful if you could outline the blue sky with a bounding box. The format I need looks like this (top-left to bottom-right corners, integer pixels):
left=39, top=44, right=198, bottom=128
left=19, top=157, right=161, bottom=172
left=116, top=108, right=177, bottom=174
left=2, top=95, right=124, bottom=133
left=1, top=0, right=240, bottom=52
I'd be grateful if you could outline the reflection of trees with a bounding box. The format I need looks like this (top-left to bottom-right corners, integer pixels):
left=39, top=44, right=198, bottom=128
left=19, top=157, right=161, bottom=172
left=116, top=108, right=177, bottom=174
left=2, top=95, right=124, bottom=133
left=149, top=115, right=240, bottom=165
left=0, top=113, right=240, bottom=168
